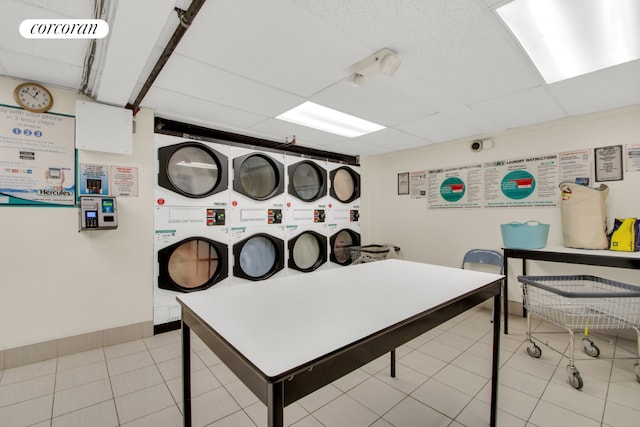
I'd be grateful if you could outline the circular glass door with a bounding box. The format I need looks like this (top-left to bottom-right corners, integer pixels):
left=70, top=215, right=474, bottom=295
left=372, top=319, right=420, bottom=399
left=330, top=167, right=360, bottom=203
left=158, top=237, right=228, bottom=292
left=233, top=153, right=284, bottom=200
left=330, top=229, right=360, bottom=266
left=288, top=161, right=326, bottom=202
left=289, top=231, right=327, bottom=272
left=234, top=233, right=285, bottom=280
left=158, top=142, right=228, bottom=198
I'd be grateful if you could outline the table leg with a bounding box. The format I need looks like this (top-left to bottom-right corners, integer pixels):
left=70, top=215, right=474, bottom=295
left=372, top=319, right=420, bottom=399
left=390, top=349, right=396, bottom=378
left=490, top=290, right=502, bottom=427
left=503, top=256, right=509, bottom=335
left=267, top=382, right=284, bottom=427
left=522, top=259, right=528, bottom=318
left=182, top=321, right=192, bottom=427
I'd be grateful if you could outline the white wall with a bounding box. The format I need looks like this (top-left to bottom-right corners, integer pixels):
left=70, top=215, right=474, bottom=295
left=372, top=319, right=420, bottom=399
left=0, top=76, right=154, bottom=350
left=361, top=105, right=640, bottom=303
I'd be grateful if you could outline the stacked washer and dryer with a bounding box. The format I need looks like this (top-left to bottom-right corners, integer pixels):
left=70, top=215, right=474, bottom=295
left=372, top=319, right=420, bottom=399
left=153, top=133, right=362, bottom=329
left=327, top=164, right=361, bottom=268
left=153, top=135, right=231, bottom=326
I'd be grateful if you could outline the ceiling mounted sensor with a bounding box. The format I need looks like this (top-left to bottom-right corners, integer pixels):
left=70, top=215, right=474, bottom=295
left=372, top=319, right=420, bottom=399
left=471, top=138, right=494, bottom=152
left=347, top=48, right=401, bottom=87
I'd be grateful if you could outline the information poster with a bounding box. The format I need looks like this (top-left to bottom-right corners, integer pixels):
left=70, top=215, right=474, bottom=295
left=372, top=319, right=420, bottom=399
left=79, top=163, right=109, bottom=195
left=559, top=149, right=592, bottom=185
left=0, top=106, right=75, bottom=205
left=626, top=144, right=640, bottom=172
left=595, top=145, right=623, bottom=182
left=483, top=154, right=559, bottom=208
left=427, top=164, right=483, bottom=209
left=409, top=170, right=426, bottom=199
left=111, top=165, right=138, bottom=197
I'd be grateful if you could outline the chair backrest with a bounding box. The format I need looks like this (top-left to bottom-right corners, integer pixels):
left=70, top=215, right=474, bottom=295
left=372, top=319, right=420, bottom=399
left=461, top=249, right=503, bottom=274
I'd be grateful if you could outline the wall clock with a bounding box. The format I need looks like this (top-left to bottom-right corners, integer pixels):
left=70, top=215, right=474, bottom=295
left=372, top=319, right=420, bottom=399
left=13, top=82, right=53, bottom=113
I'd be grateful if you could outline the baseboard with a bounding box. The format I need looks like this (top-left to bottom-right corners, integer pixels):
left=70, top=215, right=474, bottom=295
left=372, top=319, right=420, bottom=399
left=0, top=321, right=154, bottom=370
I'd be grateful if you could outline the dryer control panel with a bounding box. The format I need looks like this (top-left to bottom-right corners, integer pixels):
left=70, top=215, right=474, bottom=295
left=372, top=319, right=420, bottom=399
left=79, top=196, right=118, bottom=231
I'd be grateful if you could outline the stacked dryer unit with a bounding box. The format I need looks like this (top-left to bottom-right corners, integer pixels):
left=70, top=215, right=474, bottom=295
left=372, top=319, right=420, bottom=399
left=153, top=134, right=231, bottom=327
left=284, top=155, right=331, bottom=276
left=228, top=146, right=286, bottom=285
left=327, top=163, right=361, bottom=268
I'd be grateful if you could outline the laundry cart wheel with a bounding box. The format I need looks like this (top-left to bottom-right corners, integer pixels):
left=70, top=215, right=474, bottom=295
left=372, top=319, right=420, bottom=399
left=567, top=366, right=583, bottom=390
left=582, top=338, right=600, bottom=358
left=526, top=343, right=542, bottom=358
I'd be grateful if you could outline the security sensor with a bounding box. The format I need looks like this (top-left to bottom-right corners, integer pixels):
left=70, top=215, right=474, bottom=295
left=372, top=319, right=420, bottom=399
left=471, top=138, right=494, bottom=152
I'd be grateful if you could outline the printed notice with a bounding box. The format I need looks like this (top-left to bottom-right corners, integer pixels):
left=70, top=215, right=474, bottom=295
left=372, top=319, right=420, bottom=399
left=79, top=163, right=109, bottom=195
left=0, top=106, right=75, bottom=206
left=427, top=164, right=483, bottom=209
left=484, top=154, right=559, bottom=208
left=559, top=149, right=592, bottom=186
left=111, top=165, right=138, bottom=197
left=410, top=170, right=426, bottom=199
left=595, top=145, right=623, bottom=182
left=625, top=144, right=640, bottom=173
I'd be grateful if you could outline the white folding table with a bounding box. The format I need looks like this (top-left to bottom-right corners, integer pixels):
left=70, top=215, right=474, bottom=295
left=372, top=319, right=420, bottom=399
left=178, top=259, right=503, bottom=426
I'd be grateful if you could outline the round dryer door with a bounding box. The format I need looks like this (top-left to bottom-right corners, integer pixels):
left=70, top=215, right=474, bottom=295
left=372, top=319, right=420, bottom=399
left=233, top=233, right=285, bottom=280
left=330, top=166, right=360, bottom=203
left=330, top=228, right=361, bottom=266
left=158, top=237, right=228, bottom=292
left=288, top=230, right=327, bottom=272
left=158, top=142, right=228, bottom=198
left=233, top=153, right=284, bottom=200
left=288, top=161, right=327, bottom=202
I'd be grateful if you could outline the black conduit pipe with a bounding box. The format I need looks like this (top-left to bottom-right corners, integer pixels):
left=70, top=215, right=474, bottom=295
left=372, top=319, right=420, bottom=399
left=127, top=0, right=206, bottom=114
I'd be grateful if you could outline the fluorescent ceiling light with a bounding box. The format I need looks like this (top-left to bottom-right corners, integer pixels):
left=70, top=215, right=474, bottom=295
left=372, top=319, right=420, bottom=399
left=276, top=101, right=385, bottom=138
left=497, top=0, right=640, bottom=83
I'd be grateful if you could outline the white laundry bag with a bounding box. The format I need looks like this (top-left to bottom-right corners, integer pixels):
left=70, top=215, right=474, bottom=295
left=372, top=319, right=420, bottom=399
left=559, top=182, right=609, bottom=249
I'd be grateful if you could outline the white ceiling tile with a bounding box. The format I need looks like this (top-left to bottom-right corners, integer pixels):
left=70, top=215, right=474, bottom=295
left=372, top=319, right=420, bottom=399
left=18, top=0, right=95, bottom=18
left=471, top=86, right=567, bottom=129
left=96, top=0, right=176, bottom=105
left=310, top=78, right=437, bottom=126
left=294, top=0, right=485, bottom=49
left=176, top=0, right=369, bottom=97
left=549, top=59, right=640, bottom=116
left=0, top=1, right=91, bottom=68
left=323, top=138, right=392, bottom=157
left=356, top=128, right=433, bottom=151
left=153, top=54, right=305, bottom=117
left=0, top=49, right=82, bottom=89
left=398, top=112, right=480, bottom=142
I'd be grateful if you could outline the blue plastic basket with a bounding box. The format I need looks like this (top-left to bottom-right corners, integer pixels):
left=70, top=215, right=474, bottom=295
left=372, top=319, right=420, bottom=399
left=500, top=220, right=549, bottom=249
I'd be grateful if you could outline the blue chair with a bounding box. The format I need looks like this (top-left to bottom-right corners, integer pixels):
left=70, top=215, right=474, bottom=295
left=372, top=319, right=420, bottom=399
left=461, top=249, right=504, bottom=274
left=461, top=249, right=503, bottom=322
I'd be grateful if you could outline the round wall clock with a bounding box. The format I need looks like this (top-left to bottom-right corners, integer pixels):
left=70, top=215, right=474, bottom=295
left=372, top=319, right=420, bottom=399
left=13, top=82, right=53, bottom=113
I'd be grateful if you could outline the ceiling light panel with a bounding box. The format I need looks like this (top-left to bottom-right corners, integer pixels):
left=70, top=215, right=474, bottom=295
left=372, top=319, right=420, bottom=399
left=497, top=0, right=640, bottom=83
left=276, top=102, right=385, bottom=138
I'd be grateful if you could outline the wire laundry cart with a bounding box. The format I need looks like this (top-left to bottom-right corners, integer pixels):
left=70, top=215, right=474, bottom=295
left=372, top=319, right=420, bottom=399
left=350, top=244, right=400, bottom=264
left=518, top=275, right=640, bottom=389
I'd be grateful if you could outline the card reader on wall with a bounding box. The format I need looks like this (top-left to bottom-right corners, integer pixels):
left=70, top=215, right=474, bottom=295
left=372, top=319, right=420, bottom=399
left=79, top=196, right=118, bottom=231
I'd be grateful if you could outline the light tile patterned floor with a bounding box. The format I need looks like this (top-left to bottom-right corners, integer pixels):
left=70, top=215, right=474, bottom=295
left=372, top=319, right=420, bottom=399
left=1, top=308, right=639, bottom=426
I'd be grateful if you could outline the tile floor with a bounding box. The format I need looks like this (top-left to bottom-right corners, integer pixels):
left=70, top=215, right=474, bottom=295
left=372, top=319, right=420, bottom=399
left=1, top=308, right=639, bottom=426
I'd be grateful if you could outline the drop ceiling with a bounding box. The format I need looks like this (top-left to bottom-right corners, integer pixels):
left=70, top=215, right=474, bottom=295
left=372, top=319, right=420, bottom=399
left=1, top=0, right=639, bottom=157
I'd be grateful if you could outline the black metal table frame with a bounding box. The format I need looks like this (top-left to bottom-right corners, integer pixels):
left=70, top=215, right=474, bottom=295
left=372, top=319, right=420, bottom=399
left=181, top=279, right=502, bottom=427
left=502, top=247, right=640, bottom=334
